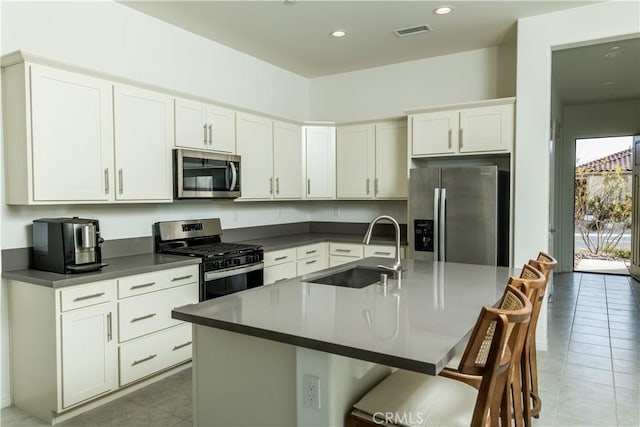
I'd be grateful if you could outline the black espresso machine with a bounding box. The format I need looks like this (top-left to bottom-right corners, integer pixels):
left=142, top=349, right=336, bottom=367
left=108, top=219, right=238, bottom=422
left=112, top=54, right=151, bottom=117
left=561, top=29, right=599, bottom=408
left=32, top=217, right=107, bottom=274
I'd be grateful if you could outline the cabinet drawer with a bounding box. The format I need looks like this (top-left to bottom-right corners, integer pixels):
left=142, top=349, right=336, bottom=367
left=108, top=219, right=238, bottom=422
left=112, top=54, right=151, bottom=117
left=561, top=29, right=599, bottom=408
left=296, top=256, right=327, bottom=276
left=263, top=248, right=296, bottom=267
left=296, top=243, right=325, bottom=260
left=264, top=262, right=297, bottom=285
left=118, top=283, right=197, bottom=342
left=119, top=323, right=192, bottom=386
left=60, top=280, right=116, bottom=312
left=329, top=243, right=363, bottom=258
left=364, top=245, right=396, bottom=259
left=118, top=265, right=198, bottom=299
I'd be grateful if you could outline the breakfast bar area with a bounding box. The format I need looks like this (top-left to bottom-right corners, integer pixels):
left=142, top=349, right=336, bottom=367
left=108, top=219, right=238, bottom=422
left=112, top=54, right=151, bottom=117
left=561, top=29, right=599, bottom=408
left=172, top=258, right=514, bottom=426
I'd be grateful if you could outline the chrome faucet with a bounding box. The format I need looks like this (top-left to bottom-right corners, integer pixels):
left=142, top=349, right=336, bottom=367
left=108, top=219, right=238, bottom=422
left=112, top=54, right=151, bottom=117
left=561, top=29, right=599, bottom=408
left=363, top=215, right=402, bottom=278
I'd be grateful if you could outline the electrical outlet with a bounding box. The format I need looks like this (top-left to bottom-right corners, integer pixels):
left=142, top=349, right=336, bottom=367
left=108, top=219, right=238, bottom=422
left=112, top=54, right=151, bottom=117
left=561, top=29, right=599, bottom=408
left=302, top=375, right=321, bottom=409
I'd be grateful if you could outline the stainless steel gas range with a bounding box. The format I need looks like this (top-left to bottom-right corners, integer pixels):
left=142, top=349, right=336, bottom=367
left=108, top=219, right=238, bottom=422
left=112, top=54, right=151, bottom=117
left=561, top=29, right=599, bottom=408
left=153, top=218, right=263, bottom=301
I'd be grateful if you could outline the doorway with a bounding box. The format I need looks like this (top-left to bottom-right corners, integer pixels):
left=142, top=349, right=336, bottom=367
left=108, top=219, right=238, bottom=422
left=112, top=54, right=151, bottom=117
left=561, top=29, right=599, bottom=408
left=574, top=135, right=633, bottom=275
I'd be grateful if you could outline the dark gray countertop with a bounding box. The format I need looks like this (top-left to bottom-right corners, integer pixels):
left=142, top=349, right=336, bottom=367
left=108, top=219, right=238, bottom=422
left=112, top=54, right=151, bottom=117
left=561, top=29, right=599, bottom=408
left=2, top=254, right=201, bottom=288
left=173, top=258, right=515, bottom=375
left=237, top=232, right=407, bottom=252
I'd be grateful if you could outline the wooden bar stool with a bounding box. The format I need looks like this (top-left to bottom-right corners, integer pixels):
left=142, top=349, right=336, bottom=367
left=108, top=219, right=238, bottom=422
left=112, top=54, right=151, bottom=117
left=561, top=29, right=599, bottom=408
left=346, top=285, right=532, bottom=427
left=523, top=252, right=557, bottom=422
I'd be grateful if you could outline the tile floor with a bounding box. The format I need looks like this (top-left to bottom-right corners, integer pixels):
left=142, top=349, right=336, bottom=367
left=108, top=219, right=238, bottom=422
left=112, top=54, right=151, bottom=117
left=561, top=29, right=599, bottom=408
left=2, top=271, right=639, bottom=427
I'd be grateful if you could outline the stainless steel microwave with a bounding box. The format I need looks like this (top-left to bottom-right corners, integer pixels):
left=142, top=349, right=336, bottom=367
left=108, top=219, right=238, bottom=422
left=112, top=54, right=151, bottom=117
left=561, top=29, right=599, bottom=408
left=174, top=149, right=241, bottom=199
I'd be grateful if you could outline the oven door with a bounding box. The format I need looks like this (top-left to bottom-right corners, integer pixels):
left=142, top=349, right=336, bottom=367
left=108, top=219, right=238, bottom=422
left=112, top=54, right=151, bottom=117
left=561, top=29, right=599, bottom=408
left=175, top=149, right=241, bottom=199
left=202, top=262, right=264, bottom=301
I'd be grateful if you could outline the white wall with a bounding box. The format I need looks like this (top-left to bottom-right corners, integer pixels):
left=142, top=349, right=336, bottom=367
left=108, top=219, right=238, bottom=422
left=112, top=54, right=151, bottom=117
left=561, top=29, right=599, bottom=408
left=309, top=47, right=503, bottom=122
left=514, top=1, right=640, bottom=267
left=557, top=99, right=640, bottom=271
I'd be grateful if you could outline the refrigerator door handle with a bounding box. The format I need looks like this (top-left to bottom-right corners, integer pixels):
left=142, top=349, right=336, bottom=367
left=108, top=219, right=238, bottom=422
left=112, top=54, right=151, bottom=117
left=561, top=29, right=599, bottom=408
left=440, top=188, right=447, bottom=262
left=434, top=188, right=440, bottom=262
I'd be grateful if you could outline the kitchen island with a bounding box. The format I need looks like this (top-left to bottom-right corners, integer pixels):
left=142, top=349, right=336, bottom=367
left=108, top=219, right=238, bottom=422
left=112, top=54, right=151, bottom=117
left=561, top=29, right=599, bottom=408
left=172, top=257, right=514, bottom=426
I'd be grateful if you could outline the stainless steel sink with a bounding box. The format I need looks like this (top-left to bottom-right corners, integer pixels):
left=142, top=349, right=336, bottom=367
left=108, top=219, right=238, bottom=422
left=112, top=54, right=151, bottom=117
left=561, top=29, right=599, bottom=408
left=308, top=266, right=382, bottom=288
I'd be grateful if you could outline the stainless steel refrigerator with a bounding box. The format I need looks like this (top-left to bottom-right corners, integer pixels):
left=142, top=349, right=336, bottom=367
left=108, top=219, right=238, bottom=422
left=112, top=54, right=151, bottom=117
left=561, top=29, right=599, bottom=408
left=409, top=166, right=510, bottom=266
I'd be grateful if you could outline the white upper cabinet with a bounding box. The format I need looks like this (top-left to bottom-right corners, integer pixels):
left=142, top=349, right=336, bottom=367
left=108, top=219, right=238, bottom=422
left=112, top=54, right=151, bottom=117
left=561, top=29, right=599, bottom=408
left=375, top=121, right=408, bottom=198
left=336, top=121, right=407, bottom=200
left=410, top=98, right=514, bottom=157
left=273, top=121, right=303, bottom=199
left=113, top=85, right=173, bottom=201
left=336, top=124, right=375, bottom=199
left=174, top=98, right=235, bottom=153
left=411, top=111, right=459, bottom=156
left=458, top=104, right=514, bottom=153
left=236, top=113, right=274, bottom=199
left=2, top=58, right=176, bottom=205
left=304, top=126, right=336, bottom=199
left=26, top=64, right=114, bottom=203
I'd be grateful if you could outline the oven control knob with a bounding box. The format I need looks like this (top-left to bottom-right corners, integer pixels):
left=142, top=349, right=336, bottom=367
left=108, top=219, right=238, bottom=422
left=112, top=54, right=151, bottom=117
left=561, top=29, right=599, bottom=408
left=212, top=261, right=220, bottom=269
left=246, top=255, right=254, bottom=263
left=233, top=258, right=241, bottom=265
left=224, top=259, right=232, bottom=268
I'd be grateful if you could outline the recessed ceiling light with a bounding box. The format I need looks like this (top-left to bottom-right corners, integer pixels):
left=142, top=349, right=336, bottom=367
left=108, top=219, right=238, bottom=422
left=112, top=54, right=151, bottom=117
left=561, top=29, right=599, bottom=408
left=602, top=81, right=617, bottom=86
left=433, top=6, right=453, bottom=15
left=331, top=30, right=347, bottom=38
left=604, top=51, right=623, bottom=58
left=610, top=45, right=621, bottom=50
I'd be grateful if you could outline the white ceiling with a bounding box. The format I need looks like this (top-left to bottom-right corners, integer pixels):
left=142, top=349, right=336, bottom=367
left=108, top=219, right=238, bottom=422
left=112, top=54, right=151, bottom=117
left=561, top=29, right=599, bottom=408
left=552, top=37, right=640, bottom=105
left=121, top=0, right=597, bottom=78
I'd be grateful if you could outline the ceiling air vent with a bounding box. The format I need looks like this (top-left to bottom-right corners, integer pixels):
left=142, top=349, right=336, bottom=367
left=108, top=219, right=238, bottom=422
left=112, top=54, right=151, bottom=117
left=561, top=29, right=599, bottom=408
left=393, top=25, right=433, bottom=37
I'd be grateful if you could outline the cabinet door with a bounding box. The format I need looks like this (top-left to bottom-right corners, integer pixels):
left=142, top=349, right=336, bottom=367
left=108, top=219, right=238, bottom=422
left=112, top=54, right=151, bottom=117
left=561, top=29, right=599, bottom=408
left=273, top=121, right=303, bottom=199
left=236, top=113, right=274, bottom=199
left=304, top=126, right=336, bottom=199
left=375, top=122, right=408, bottom=199
left=264, top=262, right=297, bottom=285
left=206, top=104, right=235, bottom=153
left=60, top=301, right=116, bottom=408
left=113, top=85, right=173, bottom=201
left=174, top=98, right=207, bottom=150
left=459, top=104, right=514, bottom=153
left=29, top=65, right=113, bottom=202
left=336, top=124, right=375, bottom=199
left=411, top=111, right=458, bottom=156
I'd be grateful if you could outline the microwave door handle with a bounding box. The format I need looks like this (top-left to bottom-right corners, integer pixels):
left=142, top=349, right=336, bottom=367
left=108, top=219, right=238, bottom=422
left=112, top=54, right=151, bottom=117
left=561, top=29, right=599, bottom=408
left=229, top=162, right=238, bottom=191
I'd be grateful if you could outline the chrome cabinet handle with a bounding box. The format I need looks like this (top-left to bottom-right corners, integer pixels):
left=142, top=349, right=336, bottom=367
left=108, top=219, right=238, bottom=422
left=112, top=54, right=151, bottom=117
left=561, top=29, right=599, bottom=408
left=306, top=260, right=317, bottom=265
left=107, top=312, right=112, bottom=342
left=275, top=177, right=280, bottom=195
left=374, top=251, right=391, bottom=256
left=132, top=354, right=157, bottom=366
left=172, top=275, right=193, bottom=282
left=448, top=129, right=452, bottom=149
left=306, top=250, right=317, bottom=255
left=130, top=282, right=155, bottom=290
left=203, top=124, right=207, bottom=144
left=73, top=292, right=105, bottom=302
left=459, top=128, right=463, bottom=148
left=208, top=124, right=213, bottom=144
left=274, top=256, right=288, bottom=261
left=307, top=179, right=311, bottom=195
left=118, top=169, right=124, bottom=194
left=131, top=313, right=156, bottom=323
left=104, top=168, right=109, bottom=194
left=173, top=341, right=192, bottom=351
left=335, top=249, right=351, bottom=253
left=269, top=177, right=274, bottom=194
left=366, top=178, right=370, bottom=195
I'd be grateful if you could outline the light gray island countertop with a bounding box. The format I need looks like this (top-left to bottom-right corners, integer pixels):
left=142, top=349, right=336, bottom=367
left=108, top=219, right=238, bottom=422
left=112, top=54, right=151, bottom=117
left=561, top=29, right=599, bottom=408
left=173, top=257, right=514, bottom=376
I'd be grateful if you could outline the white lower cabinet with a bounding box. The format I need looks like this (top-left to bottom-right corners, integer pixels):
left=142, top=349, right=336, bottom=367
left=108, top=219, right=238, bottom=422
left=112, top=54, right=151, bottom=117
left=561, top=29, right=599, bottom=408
left=119, top=323, right=192, bottom=386
left=8, top=264, right=198, bottom=423
left=329, top=242, right=364, bottom=267
left=263, top=248, right=297, bottom=285
left=60, top=290, right=117, bottom=409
